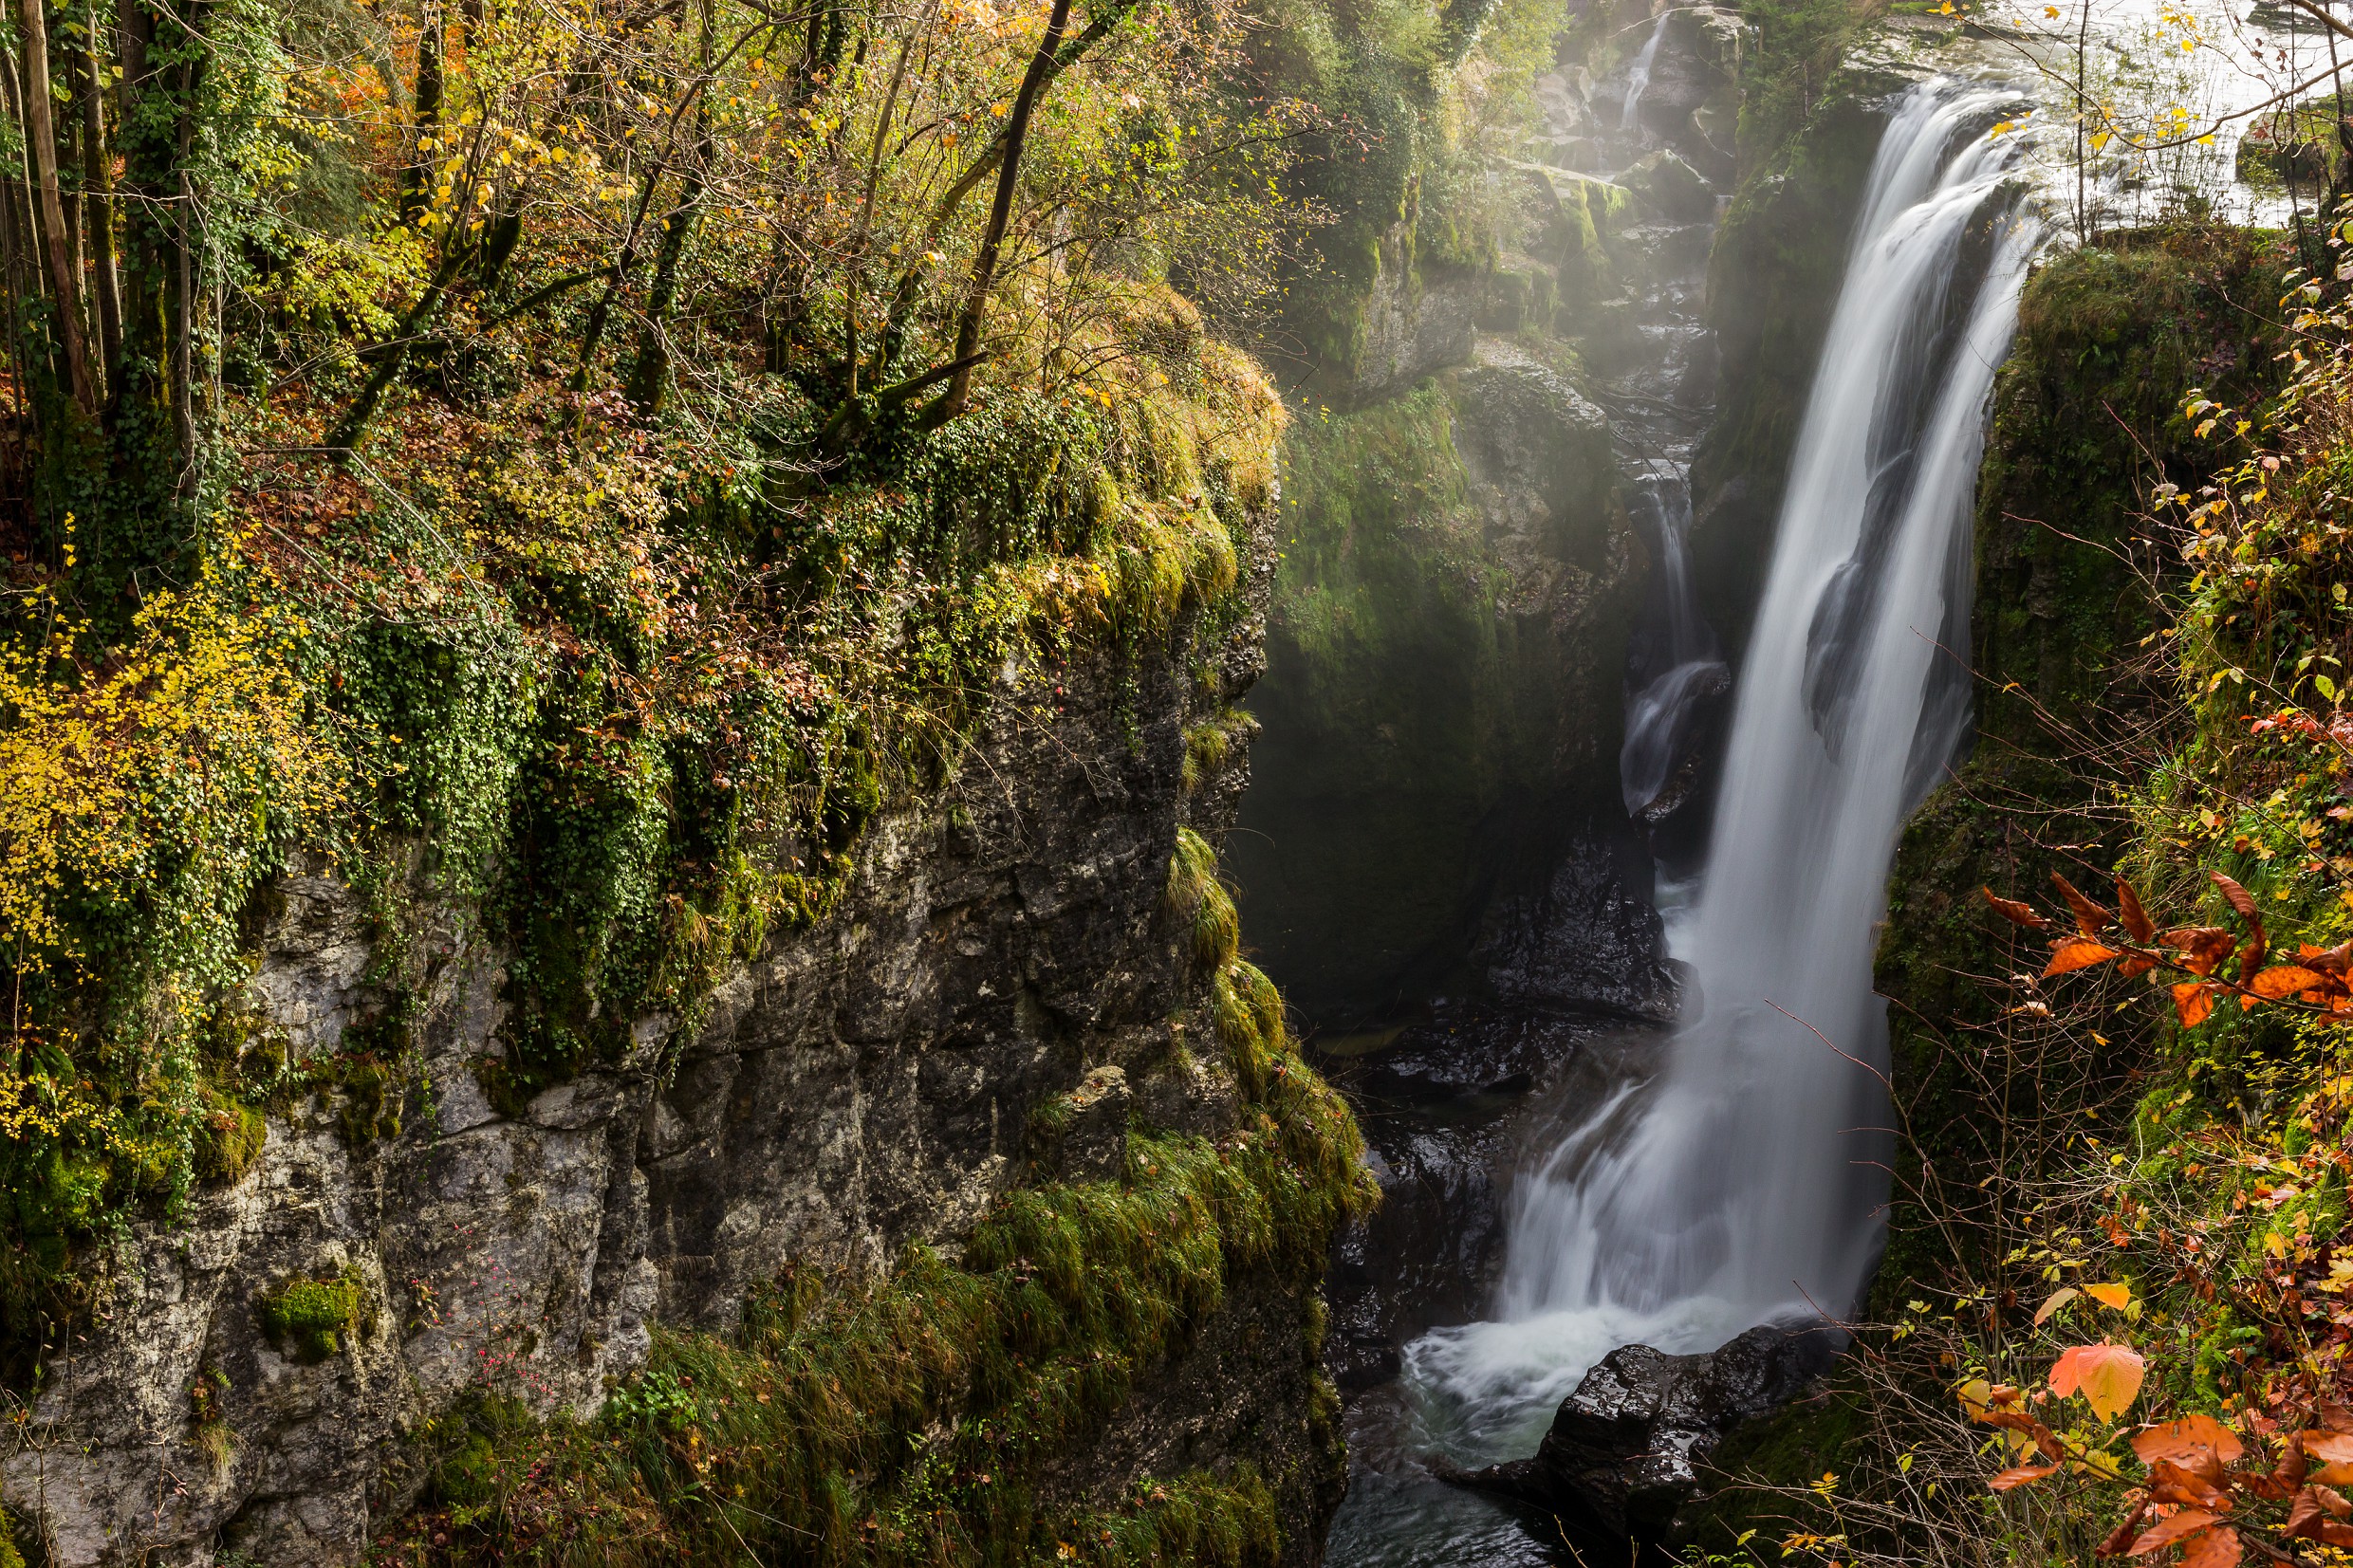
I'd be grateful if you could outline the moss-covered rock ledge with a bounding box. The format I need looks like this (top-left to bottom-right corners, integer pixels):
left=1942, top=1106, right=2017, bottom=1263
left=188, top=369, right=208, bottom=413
left=0, top=354, right=1371, bottom=1567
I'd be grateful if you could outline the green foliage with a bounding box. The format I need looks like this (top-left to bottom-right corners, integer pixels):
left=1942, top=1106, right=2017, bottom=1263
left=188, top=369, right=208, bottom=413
left=256, top=1269, right=373, bottom=1362
left=1873, top=226, right=2290, bottom=1305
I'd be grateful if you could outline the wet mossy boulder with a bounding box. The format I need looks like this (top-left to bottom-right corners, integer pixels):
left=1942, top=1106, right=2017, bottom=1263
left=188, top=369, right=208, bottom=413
left=1627, top=150, right=1717, bottom=224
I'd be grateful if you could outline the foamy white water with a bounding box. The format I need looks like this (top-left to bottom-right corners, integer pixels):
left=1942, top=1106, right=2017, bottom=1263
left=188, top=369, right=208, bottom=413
left=1412, top=77, right=2044, bottom=1424
left=1619, top=13, right=1670, bottom=132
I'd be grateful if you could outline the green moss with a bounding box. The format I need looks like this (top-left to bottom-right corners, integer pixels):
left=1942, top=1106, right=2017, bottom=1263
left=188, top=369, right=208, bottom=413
left=1677, top=1383, right=1870, bottom=1557
left=193, top=1098, right=267, bottom=1186
left=256, top=1269, right=373, bottom=1362
left=1167, top=827, right=1242, bottom=969
left=1234, top=374, right=1622, bottom=1017
left=0, top=316, right=1283, bottom=1369
left=1871, top=227, right=2290, bottom=1305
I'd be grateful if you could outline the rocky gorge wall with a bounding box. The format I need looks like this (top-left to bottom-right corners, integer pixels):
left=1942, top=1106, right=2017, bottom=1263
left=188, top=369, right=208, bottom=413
left=1229, top=0, right=1758, bottom=1031
left=2, top=492, right=1363, bottom=1564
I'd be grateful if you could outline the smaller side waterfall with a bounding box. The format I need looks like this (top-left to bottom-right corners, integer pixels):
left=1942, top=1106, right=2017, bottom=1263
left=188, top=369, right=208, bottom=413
left=1620, top=14, right=1670, bottom=132
left=1620, top=474, right=1729, bottom=826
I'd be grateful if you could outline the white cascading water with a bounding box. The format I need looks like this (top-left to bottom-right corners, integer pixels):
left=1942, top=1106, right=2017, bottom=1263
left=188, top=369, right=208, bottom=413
left=1619, top=474, right=1727, bottom=826
left=1406, top=79, right=2046, bottom=1450
left=1619, top=14, right=1670, bottom=132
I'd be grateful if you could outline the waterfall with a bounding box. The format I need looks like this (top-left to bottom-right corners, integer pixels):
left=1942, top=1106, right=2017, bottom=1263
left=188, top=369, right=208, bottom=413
left=1619, top=14, right=1669, bottom=132
left=1620, top=474, right=1728, bottom=826
left=1405, top=78, right=2043, bottom=1449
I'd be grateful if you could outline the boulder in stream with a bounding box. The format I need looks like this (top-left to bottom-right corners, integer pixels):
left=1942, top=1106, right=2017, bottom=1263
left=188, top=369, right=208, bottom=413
left=1438, top=1321, right=1845, bottom=1543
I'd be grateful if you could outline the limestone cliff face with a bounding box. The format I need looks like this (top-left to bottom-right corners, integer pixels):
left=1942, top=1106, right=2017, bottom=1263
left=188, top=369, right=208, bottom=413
left=5, top=514, right=1340, bottom=1566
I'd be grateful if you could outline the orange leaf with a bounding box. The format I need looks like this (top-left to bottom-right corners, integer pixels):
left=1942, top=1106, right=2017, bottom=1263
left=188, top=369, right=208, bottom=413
left=2149, top=1457, right=2233, bottom=1511
left=2121, top=954, right=2158, bottom=979
left=2054, top=872, right=2113, bottom=935
left=2307, top=1430, right=2353, bottom=1482
left=2100, top=1501, right=2153, bottom=1558
left=2175, top=981, right=2217, bottom=1028
left=2179, top=1525, right=2241, bottom=1568
left=2047, top=939, right=2122, bottom=977
left=2085, top=1282, right=2134, bottom=1310
left=2130, top=1510, right=2222, bottom=1555
left=2212, top=870, right=2261, bottom=922
left=2305, top=939, right=2353, bottom=974
left=1985, top=887, right=2051, bottom=929
left=1990, top=1462, right=2059, bottom=1491
left=2050, top=1343, right=2145, bottom=1421
left=2118, top=879, right=2157, bottom=943
left=2167, top=927, right=2237, bottom=977
left=2251, top=966, right=2325, bottom=999
left=2134, top=1415, right=2244, bottom=1467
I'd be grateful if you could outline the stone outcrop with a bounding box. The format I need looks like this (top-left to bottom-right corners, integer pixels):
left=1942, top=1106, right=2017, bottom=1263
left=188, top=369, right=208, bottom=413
left=3, top=516, right=1343, bottom=1566
left=1441, top=1322, right=1845, bottom=1545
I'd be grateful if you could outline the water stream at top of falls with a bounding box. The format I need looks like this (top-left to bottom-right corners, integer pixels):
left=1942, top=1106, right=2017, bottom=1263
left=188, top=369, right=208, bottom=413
left=1618, top=13, right=1670, bottom=131
left=1399, top=71, right=2045, bottom=1467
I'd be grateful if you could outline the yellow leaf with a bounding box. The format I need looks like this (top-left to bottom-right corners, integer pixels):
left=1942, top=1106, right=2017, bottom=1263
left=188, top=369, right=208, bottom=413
left=2034, top=1286, right=2081, bottom=1324
left=2090, top=131, right=2110, bottom=152
left=2084, top=1282, right=2133, bottom=1311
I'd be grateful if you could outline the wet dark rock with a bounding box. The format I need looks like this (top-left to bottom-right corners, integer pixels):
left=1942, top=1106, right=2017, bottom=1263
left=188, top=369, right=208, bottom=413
left=1440, top=1322, right=1846, bottom=1542
left=1316, top=1010, right=1591, bottom=1392
left=1471, top=821, right=1677, bottom=1019
left=1048, top=1064, right=1132, bottom=1182
left=1324, top=1132, right=1506, bottom=1392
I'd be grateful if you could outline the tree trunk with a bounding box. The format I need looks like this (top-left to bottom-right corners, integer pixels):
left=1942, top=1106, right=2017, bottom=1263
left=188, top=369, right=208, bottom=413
left=15, top=0, right=96, bottom=415
left=77, top=36, right=120, bottom=387
left=402, top=1, right=443, bottom=223
left=929, top=0, right=1073, bottom=426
